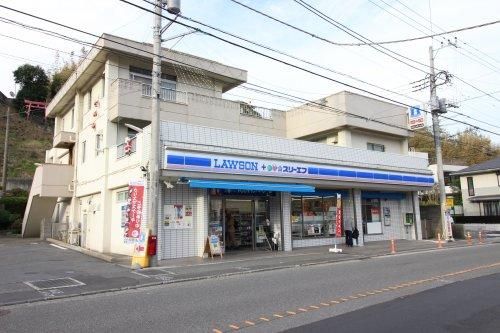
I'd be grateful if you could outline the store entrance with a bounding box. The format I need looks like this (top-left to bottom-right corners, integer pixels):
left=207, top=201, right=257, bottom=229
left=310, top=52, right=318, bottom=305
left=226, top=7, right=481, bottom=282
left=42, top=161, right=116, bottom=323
left=224, top=198, right=273, bottom=252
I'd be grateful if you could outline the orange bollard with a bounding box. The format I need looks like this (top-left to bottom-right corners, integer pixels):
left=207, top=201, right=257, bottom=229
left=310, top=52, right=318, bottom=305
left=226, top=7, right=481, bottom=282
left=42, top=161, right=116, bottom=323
left=390, top=239, right=396, bottom=254
left=437, top=233, right=443, bottom=249
left=467, top=232, right=472, bottom=246
left=478, top=231, right=484, bottom=244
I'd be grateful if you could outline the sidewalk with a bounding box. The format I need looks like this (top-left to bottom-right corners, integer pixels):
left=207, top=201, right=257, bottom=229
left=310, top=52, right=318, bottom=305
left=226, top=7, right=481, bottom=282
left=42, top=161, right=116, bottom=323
left=1, top=236, right=497, bottom=307
left=143, top=238, right=493, bottom=282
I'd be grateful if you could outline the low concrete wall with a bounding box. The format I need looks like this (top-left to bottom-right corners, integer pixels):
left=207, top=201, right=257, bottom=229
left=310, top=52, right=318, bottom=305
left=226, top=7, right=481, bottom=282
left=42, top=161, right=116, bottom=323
left=456, top=223, right=500, bottom=234
left=6, top=178, right=32, bottom=191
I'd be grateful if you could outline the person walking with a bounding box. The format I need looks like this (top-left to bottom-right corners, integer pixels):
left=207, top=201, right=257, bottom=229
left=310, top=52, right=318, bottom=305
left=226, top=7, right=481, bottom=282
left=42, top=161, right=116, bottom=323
left=352, top=226, right=359, bottom=246
left=344, top=223, right=353, bottom=247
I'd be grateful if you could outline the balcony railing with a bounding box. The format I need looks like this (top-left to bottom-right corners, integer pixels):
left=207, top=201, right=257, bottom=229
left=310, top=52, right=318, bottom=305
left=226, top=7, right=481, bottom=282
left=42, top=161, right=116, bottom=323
left=114, top=78, right=276, bottom=121
left=141, top=83, right=187, bottom=104
left=116, top=136, right=137, bottom=159
left=240, top=104, right=273, bottom=120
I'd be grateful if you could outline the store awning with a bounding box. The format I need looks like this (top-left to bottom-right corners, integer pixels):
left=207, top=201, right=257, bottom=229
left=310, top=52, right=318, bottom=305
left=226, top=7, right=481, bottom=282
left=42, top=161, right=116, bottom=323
left=188, top=179, right=315, bottom=192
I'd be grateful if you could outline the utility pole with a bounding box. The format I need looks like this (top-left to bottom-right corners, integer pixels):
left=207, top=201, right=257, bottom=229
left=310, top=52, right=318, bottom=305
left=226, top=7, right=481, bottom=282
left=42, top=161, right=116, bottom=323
left=1, top=105, right=9, bottom=198
left=429, top=45, right=453, bottom=242
left=149, top=0, right=181, bottom=266
left=148, top=0, right=162, bottom=267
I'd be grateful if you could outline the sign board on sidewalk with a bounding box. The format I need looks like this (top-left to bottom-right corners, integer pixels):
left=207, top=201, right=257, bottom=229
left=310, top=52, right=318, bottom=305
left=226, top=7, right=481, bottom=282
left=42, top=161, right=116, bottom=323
left=408, top=106, right=425, bottom=130
left=205, top=235, right=223, bottom=259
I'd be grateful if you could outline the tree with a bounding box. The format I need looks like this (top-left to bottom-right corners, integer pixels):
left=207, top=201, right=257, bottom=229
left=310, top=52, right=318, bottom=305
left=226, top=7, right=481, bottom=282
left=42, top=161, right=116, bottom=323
left=409, top=127, right=500, bottom=166
left=13, top=64, right=49, bottom=112
left=49, top=62, right=77, bottom=98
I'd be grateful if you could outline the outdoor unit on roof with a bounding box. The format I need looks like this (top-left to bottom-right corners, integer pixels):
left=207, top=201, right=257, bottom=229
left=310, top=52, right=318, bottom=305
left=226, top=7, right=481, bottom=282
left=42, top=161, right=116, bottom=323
left=166, top=0, right=181, bottom=14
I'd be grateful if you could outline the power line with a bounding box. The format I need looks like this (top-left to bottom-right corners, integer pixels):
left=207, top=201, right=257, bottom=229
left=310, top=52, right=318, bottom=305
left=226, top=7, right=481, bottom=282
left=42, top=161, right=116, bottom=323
left=394, top=0, right=500, bottom=66
left=369, top=1, right=500, bottom=99
left=369, top=0, right=500, bottom=74
left=324, top=18, right=500, bottom=45
left=1, top=3, right=498, bottom=137
left=111, top=1, right=500, bottom=136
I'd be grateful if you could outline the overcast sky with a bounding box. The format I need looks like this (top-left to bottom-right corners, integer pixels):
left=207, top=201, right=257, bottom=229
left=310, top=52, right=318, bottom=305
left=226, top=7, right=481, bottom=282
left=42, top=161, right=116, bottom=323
left=1, top=0, right=499, bottom=141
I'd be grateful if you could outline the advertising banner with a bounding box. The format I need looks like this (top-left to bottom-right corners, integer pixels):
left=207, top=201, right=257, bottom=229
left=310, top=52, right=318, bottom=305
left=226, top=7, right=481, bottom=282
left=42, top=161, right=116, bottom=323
left=124, top=180, right=144, bottom=239
left=335, top=193, right=343, bottom=237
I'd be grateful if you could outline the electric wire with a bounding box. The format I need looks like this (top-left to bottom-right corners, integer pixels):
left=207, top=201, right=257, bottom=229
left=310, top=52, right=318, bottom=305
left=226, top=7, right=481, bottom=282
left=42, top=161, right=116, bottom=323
left=1, top=3, right=498, bottom=136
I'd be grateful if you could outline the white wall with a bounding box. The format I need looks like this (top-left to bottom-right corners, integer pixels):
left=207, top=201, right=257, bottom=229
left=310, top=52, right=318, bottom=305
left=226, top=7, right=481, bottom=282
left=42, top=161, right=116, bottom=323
left=460, top=173, right=500, bottom=216
left=350, top=130, right=407, bottom=154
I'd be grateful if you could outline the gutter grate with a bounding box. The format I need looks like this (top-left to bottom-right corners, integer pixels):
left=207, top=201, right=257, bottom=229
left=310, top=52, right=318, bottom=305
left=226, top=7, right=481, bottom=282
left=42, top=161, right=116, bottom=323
left=24, top=277, right=85, bottom=290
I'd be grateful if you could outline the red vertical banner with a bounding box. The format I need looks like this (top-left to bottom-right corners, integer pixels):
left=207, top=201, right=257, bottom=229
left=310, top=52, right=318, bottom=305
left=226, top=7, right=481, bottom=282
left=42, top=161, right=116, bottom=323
left=125, top=180, right=145, bottom=239
left=335, top=193, right=343, bottom=237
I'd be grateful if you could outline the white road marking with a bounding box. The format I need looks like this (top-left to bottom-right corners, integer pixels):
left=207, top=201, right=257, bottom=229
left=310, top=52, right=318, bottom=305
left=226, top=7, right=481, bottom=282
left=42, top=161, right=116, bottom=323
left=50, top=244, right=67, bottom=250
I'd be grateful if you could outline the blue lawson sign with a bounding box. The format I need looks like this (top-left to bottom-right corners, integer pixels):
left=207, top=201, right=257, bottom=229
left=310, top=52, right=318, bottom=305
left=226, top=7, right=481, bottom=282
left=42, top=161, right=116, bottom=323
left=164, top=150, right=434, bottom=187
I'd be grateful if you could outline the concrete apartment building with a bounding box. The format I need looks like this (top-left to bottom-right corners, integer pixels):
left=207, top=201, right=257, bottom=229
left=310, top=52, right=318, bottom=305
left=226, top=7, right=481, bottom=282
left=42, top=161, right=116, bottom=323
left=21, top=34, right=433, bottom=259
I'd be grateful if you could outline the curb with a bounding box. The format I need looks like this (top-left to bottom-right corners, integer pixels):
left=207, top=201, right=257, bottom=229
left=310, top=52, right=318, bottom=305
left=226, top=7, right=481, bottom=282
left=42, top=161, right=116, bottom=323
left=3, top=241, right=496, bottom=308
left=45, top=238, right=116, bottom=263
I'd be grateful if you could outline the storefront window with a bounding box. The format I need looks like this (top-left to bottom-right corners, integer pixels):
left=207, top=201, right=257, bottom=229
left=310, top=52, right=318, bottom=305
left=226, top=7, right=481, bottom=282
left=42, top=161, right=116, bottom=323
left=291, top=194, right=340, bottom=239
left=362, top=198, right=382, bottom=234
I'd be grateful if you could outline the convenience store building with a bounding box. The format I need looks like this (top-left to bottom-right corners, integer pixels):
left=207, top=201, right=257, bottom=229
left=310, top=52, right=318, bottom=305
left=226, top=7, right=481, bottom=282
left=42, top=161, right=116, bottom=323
left=22, top=34, right=433, bottom=260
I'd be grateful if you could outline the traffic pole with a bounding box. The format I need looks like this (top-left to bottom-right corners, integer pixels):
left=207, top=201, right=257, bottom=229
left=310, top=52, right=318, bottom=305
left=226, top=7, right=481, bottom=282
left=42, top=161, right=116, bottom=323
left=390, top=239, right=396, bottom=254
left=466, top=232, right=472, bottom=246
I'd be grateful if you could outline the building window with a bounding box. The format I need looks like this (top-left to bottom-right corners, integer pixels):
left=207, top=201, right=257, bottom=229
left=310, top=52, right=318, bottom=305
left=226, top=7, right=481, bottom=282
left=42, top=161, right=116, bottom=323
left=87, top=90, right=92, bottom=111
left=70, top=107, right=75, bottom=129
left=367, top=143, right=385, bottom=152
left=291, top=195, right=339, bottom=239
left=95, top=133, right=103, bottom=156
left=467, top=177, right=475, bottom=196
left=101, top=75, right=105, bottom=98
left=81, top=141, right=86, bottom=163
left=362, top=198, right=382, bottom=234
left=484, top=201, right=500, bottom=216
left=116, top=190, right=128, bottom=203
left=129, top=66, right=177, bottom=101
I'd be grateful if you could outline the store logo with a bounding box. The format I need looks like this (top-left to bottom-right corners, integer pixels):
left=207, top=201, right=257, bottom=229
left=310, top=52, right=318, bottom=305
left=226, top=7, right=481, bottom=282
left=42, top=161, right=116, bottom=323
left=213, top=158, right=259, bottom=171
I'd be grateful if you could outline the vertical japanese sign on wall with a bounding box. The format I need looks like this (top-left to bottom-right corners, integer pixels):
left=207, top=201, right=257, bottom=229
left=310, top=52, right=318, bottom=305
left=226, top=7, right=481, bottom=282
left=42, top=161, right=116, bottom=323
left=335, top=193, right=343, bottom=237
left=124, top=180, right=145, bottom=239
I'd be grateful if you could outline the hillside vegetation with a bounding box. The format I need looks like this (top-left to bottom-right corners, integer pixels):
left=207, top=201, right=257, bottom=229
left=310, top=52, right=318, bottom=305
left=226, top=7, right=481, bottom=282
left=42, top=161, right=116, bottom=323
left=0, top=110, right=52, bottom=179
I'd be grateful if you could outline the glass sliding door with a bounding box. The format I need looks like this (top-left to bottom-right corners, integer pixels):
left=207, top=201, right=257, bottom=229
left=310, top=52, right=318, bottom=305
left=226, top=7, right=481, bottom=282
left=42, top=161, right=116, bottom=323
left=225, top=199, right=253, bottom=251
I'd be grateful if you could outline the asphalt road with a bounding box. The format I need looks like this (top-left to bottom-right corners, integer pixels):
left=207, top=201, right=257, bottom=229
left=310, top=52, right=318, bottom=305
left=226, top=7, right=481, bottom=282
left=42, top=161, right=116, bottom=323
left=1, top=243, right=499, bottom=333
left=285, top=272, right=500, bottom=333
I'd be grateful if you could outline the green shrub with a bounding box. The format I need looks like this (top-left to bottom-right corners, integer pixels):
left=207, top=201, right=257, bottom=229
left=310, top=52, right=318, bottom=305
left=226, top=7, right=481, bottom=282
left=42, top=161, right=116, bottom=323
left=0, top=209, right=12, bottom=230
left=0, top=196, right=28, bottom=216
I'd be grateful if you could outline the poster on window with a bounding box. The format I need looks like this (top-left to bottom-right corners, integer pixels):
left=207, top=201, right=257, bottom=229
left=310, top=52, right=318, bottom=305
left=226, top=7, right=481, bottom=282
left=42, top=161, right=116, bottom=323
left=124, top=180, right=145, bottom=239
left=120, top=204, right=128, bottom=227
left=164, top=204, right=193, bottom=229
left=371, top=207, right=381, bottom=222
left=383, top=207, right=391, bottom=226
